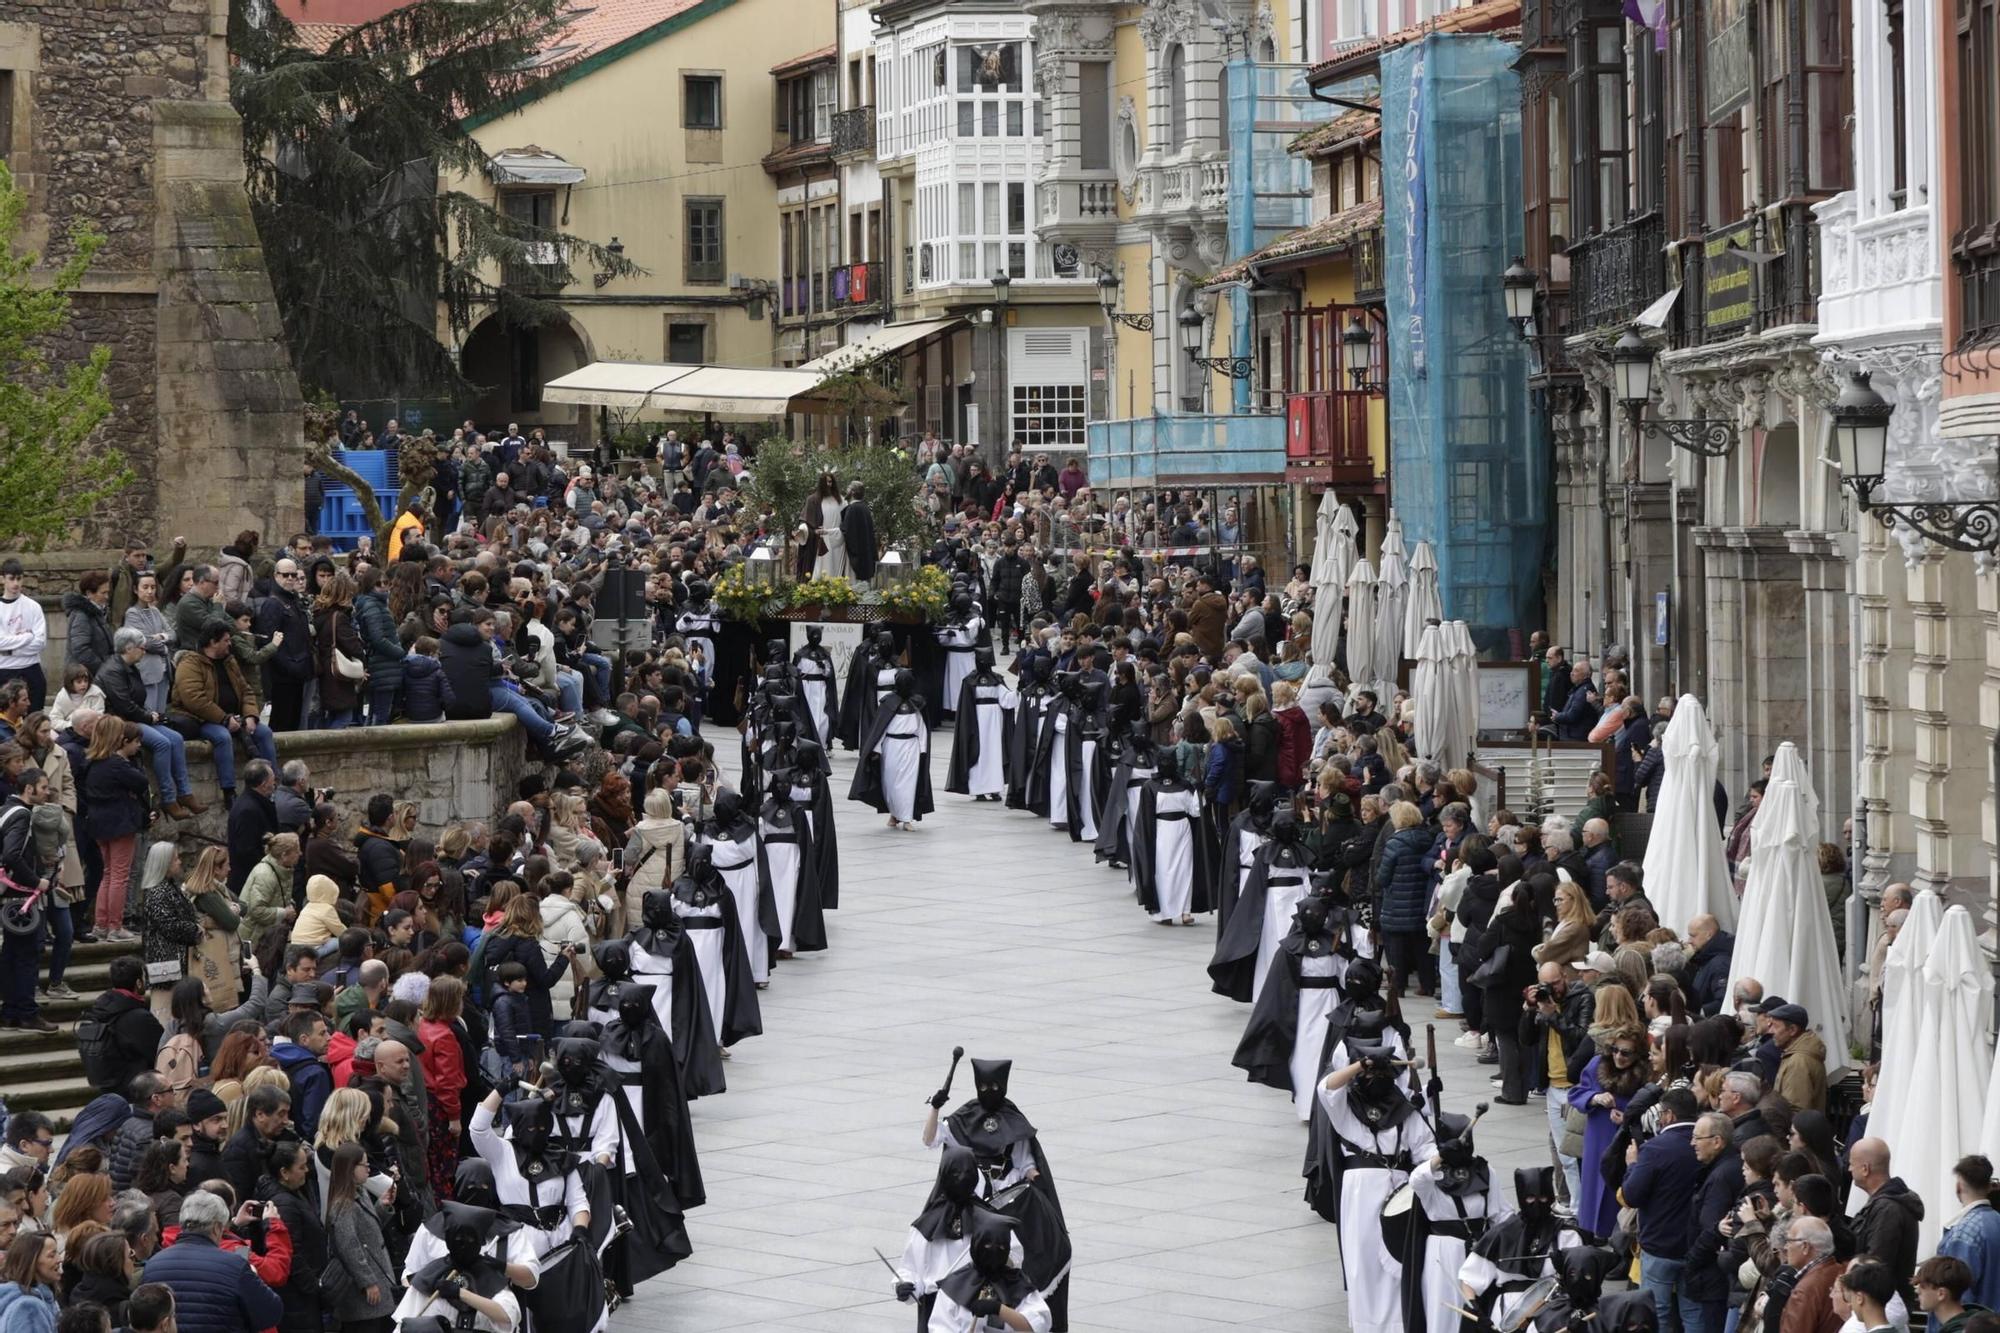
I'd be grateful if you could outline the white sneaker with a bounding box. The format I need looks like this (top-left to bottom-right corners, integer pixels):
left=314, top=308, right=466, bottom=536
left=1454, top=1032, right=1483, bottom=1049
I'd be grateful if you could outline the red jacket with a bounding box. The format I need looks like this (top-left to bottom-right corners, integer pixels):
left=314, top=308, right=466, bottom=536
left=417, top=1017, right=467, bottom=1119
left=325, top=1030, right=358, bottom=1090
left=1274, top=705, right=1312, bottom=790
left=162, top=1212, right=293, bottom=1293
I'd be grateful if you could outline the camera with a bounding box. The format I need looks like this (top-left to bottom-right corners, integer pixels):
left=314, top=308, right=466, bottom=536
left=1532, top=984, right=1555, bottom=1004
left=313, top=787, right=335, bottom=804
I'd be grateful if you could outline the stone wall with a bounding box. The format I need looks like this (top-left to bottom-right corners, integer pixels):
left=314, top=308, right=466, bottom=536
left=172, top=718, right=529, bottom=846
left=0, top=0, right=305, bottom=560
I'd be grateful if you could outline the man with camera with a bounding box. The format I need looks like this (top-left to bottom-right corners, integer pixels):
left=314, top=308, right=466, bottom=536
left=1524, top=960, right=1594, bottom=1209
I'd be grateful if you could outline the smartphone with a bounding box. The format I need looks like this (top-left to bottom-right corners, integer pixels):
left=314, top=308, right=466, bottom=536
left=611, top=847, right=624, bottom=871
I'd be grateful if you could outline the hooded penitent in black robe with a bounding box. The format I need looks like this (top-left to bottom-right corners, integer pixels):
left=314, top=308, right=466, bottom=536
left=758, top=784, right=828, bottom=954
left=1011, top=675, right=1056, bottom=814
left=669, top=872, right=764, bottom=1050
left=600, top=987, right=705, bottom=1209
left=1055, top=682, right=1108, bottom=843
left=1129, top=774, right=1217, bottom=918
left=936, top=1075, right=1071, bottom=1333
left=945, top=667, right=1009, bottom=796
left=792, top=638, right=839, bottom=743
left=1090, top=734, right=1155, bottom=869
left=834, top=642, right=882, bottom=751
left=849, top=692, right=935, bottom=820
left=1230, top=907, right=1347, bottom=1092
left=1208, top=824, right=1315, bottom=1002
left=623, top=894, right=728, bottom=1099
left=840, top=499, right=879, bottom=580
left=1393, top=1114, right=1498, bottom=1333
left=1214, top=783, right=1281, bottom=935
left=1458, top=1168, right=1586, bottom=1333
left=787, top=744, right=840, bottom=909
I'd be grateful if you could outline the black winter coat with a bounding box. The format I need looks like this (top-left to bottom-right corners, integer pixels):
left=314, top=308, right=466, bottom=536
left=82, top=754, right=152, bottom=842
left=80, top=988, right=163, bottom=1094
left=352, top=589, right=404, bottom=690
left=95, top=655, right=155, bottom=724
left=254, top=589, right=314, bottom=684
left=1374, top=825, right=1433, bottom=932
left=262, top=1174, right=326, bottom=1333
left=64, top=593, right=114, bottom=674
left=227, top=789, right=278, bottom=896
left=439, top=622, right=494, bottom=720
left=1244, top=711, right=1279, bottom=783
left=352, top=826, right=401, bottom=899
left=480, top=931, right=569, bottom=1038
left=399, top=653, right=454, bottom=722
left=108, top=1110, right=157, bottom=1191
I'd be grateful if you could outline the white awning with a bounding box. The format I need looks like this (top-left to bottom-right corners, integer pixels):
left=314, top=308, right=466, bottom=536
left=489, top=147, right=587, bottom=186
left=799, top=316, right=963, bottom=374
left=541, top=362, right=826, bottom=417
left=1635, top=284, right=1681, bottom=330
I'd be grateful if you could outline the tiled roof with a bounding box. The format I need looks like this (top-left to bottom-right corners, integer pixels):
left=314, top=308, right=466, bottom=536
left=771, top=44, right=837, bottom=76
left=1307, top=0, right=1521, bottom=83
left=1288, top=103, right=1380, bottom=157
left=283, top=0, right=709, bottom=68
left=291, top=21, right=354, bottom=53
left=1208, top=196, right=1384, bottom=285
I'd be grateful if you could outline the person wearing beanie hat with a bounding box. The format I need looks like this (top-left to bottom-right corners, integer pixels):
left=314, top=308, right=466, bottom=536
left=290, top=873, right=344, bottom=950
left=185, top=1088, right=229, bottom=1185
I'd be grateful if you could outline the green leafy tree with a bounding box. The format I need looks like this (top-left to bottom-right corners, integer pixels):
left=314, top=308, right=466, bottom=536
left=0, top=163, right=127, bottom=550
left=228, top=0, right=637, bottom=400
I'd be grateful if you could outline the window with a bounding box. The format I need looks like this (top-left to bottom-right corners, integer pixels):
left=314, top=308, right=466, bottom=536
left=1568, top=21, right=1627, bottom=236
left=1886, top=0, right=1908, bottom=206
left=667, top=323, right=707, bottom=364
left=1802, top=0, right=1850, bottom=193
left=684, top=198, right=724, bottom=283
left=1957, top=0, right=2000, bottom=339
left=1166, top=44, right=1187, bottom=150
left=684, top=74, right=722, bottom=129
left=1012, top=383, right=1087, bottom=449
left=1079, top=62, right=1111, bottom=169
left=1007, top=182, right=1026, bottom=233
left=1217, top=65, right=1231, bottom=148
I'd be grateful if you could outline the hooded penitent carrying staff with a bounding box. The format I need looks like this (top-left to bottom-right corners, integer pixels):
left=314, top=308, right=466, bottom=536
left=835, top=628, right=895, bottom=750
left=466, top=1089, right=605, bottom=1333
left=1303, top=957, right=1416, bottom=1215
left=1210, top=809, right=1317, bottom=1003
left=890, top=1145, right=1022, bottom=1332
left=665, top=849, right=763, bottom=1062
left=1310, top=1043, right=1438, bottom=1333
left=924, top=1058, right=1072, bottom=1333
left=1391, top=1034, right=1503, bottom=1333
left=946, top=648, right=1013, bottom=802
left=1091, top=722, right=1157, bottom=872
left=1231, top=895, right=1351, bottom=1121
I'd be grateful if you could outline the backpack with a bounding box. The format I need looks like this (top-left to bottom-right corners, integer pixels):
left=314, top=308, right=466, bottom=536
left=154, top=1031, right=202, bottom=1095
left=76, top=1015, right=113, bottom=1091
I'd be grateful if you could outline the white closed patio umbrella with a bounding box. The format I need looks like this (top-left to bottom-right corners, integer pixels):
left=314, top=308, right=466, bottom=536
left=1309, top=492, right=1354, bottom=670
left=1344, top=558, right=1379, bottom=705
left=1412, top=623, right=1447, bottom=761
left=1404, top=541, right=1442, bottom=659
left=1898, top=905, right=1993, bottom=1256
left=1860, top=888, right=1943, bottom=1212
left=1374, top=535, right=1409, bottom=697
left=1644, top=695, right=1737, bottom=934
left=1723, top=742, right=1847, bottom=1072
left=1437, top=620, right=1477, bottom=771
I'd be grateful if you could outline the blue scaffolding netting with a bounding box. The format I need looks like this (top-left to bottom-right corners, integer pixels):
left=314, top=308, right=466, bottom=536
left=1380, top=34, right=1546, bottom=645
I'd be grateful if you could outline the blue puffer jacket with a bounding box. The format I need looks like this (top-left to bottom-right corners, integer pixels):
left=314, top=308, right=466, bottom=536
left=399, top=652, right=455, bottom=723
left=0, top=1284, right=56, bottom=1333
left=353, top=588, right=405, bottom=689
left=141, top=1232, right=284, bottom=1333
left=1373, top=824, right=1435, bottom=932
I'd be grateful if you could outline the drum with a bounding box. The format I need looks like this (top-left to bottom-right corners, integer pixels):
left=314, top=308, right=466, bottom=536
left=1379, top=1181, right=1418, bottom=1255
left=1496, top=1277, right=1561, bottom=1333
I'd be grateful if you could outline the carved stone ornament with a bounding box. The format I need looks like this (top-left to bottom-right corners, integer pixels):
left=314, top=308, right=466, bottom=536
left=1117, top=96, right=1140, bottom=202
left=1139, top=0, right=1195, bottom=52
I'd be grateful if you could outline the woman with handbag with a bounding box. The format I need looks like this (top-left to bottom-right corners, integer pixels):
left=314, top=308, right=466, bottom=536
left=181, top=845, right=243, bottom=1013
left=312, top=573, right=367, bottom=730
left=1565, top=1022, right=1649, bottom=1241
left=139, top=843, right=200, bottom=1024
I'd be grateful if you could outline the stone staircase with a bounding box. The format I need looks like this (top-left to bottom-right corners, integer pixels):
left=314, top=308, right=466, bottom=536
left=0, top=935, right=148, bottom=1130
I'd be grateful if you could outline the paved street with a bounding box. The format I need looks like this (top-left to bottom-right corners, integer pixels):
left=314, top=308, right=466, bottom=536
left=615, top=745, right=1560, bottom=1332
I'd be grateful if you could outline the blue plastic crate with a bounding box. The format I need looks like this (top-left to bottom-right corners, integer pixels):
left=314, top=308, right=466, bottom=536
left=331, top=449, right=399, bottom=495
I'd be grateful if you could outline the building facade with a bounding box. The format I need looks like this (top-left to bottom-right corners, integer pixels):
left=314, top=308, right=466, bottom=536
left=450, top=0, right=834, bottom=442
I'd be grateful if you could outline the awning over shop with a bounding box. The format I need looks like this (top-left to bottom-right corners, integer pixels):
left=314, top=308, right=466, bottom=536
left=487, top=146, right=587, bottom=185
left=541, top=362, right=828, bottom=417
left=799, top=317, right=963, bottom=375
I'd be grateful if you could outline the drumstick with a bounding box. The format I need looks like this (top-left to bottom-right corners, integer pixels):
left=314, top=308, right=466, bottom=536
left=936, top=1046, right=965, bottom=1103
left=872, top=1246, right=903, bottom=1279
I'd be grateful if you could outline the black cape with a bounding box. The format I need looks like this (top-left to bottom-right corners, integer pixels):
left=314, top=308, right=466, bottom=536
left=945, top=672, right=1007, bottom=795
left=1214, top=810, right=1272, bottom=937
left=672, top=879, right=765, bottom=1049
left=840, top=501, right=880, bottom=580
left=759, top=799, right=828, bottom=953
left=790, top=767, right=841, bottom=910
left=1010, top=690, right=1055, bottom=813
left=1229, top=927, right=1344, bottom=1090
left=833, top=645, right=879, bottom=751
left=600, top=1017, right=705, bottom=1212
left=620, top=920, right=728, bottom=1101
left=848, top=697, right=935, bottom=819
left=1207, top=844, right=1313, bottom=1001
left=1090, top=744, right=1153, bottom=866
left=935, top=1099, right=1071, bottom=1333
left=1129, top=776, right=1217, bottom=916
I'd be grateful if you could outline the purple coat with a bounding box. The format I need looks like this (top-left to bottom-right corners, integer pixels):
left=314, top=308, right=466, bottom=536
left=1566, top=1055, right=1633, bottom=1238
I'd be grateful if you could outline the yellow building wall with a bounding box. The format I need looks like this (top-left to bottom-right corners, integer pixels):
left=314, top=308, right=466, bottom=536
left=1112, top=239, right=1155, bottom=417
left=454, top=0, right=832, bottom=368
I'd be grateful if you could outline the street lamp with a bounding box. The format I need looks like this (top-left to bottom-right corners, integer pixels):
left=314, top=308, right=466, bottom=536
left=1179, top=307, right=1253, bottom=379
left=592, top=236, right=626, bottom=290
left=1096, top=270, right=1154, bottom=331
left=990, top=271, right=1011, bottom=310
left=990, top=272, right=1011, bottom=457
left=1502, top=257, right=1538, bottom=326
left=1833, top=370, right=2000, bottom=553
left=1342, top=315, right=1384, bottom=394
left=1612, top=328, right=1735, bottom=457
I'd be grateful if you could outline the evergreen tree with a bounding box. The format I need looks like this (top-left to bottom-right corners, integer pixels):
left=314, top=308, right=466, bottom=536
left=229, top=0, right=635, bottom=399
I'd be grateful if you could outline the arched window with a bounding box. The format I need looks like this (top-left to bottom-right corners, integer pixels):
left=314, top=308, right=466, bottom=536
left=1166, top=44, right=1187, bottom=150
left=1758, top=424, right=1801, bottom=528
left=1216, top=63, right=1231, bottom=148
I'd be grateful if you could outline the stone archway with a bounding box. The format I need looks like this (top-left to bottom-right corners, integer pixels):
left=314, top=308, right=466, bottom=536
left=459, top=309, right=593, bottom=440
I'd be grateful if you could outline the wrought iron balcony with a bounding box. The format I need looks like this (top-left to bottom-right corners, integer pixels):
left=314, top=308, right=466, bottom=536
left=831, top=261, right=882, bottom=309
left=1566, top=210, right=1668, bottom=337
left=501, top=241, right=570, bottom=294
left=831, top=106, right=875, bottom=158
left=1678, top=201, right=1822, bottom=347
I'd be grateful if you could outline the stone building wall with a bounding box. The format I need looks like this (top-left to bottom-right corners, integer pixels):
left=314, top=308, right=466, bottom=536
left=0, top=0, right=304, bottom=563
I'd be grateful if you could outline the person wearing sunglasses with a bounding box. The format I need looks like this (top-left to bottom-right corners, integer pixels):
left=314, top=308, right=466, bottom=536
left=1565, top=1025, right=1649, bottom=1242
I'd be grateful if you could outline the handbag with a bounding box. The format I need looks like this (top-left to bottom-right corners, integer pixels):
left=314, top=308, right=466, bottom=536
left=331, top=612, right=367, bottom=681
left=1560, top=1105, right=1588, bottom=1159
left=144, top=958, right=183, bottom=986
left=1468, top=942, right=1513, bottom=989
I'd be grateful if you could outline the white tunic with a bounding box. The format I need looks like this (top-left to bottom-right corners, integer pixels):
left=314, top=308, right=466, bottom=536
left=796, top=660, right=833, bottom=743
left=467, top=1101, right=589, bottom=1259
left=895, top=1227, right=1025, bottom=1299
left=937, top=619, right=982, bottom=710
left=401, top=1224, right=542, bottom=1289
left=626, top=937, right=678, bottom=1037
left=1408, top=1159, right=1499, bottom=1333
left=1254, top=866, right=1312, bottom=1007
left=964, top=683, right=1011, bottom=797
left=876, top=710, right=928, bottom=823
left=700, top=829, right=769, bottom=984
left=1075, top=737, right=1098, bottom=840
left=1315, top=1087, right=1436, bottom=1333
left=1288, top=952, right=1344, bottom=1121
left=1147, top=786, right=1202, bottom=921
left=814, top=495, right=848, bottom=578
left=1046, top=712, right=1071, bottom=830
left=927, top=1286, right=1053, bottom=1333
left=671, top=893, right=729, bottom=1046
left=760, top=814, right=803, bottom=951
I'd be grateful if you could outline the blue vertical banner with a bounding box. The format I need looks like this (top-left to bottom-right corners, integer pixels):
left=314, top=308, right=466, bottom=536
left=1399, top=48, right=1428, bottom=380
